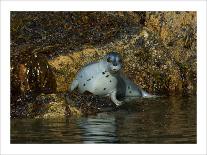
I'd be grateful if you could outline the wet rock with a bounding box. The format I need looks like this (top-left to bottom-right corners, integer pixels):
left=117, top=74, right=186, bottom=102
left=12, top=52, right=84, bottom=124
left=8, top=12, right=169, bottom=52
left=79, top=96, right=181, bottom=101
left=11, top=93, right=81, bottom=118
left=29, top=93, right=80, bottom=119
left=11, top=91, right=116, bottom=118
left=11, top=51, right=57, bottom=117
left=11, top=12, right=145, bottom=57
left=66, top=90, right=116, bottom=116
left=10, top=11, right=196, bottom=118
left=11, top=51, right=57, bottom=95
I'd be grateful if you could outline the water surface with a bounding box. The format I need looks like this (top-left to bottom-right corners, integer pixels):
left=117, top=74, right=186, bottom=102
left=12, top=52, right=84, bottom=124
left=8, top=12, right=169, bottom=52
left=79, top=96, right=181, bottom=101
left=11, top=96, right=196, bottom=144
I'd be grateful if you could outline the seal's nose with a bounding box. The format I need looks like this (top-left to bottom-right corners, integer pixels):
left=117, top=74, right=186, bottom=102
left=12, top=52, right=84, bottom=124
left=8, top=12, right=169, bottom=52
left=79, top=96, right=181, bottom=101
left=113, top=63, right=117, bottom=66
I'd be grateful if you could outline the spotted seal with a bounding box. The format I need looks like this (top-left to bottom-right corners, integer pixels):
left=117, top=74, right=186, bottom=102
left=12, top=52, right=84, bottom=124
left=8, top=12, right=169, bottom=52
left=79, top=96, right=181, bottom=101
left=70, top=52, right=153, bottom=106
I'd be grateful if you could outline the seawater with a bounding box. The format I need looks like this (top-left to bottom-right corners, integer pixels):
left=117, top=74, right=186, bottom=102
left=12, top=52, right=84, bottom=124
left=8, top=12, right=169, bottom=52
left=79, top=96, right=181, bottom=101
left=11, top=96, right=196, bottom=144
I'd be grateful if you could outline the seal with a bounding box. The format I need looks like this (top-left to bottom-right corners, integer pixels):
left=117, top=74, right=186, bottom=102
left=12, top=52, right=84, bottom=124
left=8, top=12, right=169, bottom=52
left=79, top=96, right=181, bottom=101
left=70, top=52, right=153, bottom=106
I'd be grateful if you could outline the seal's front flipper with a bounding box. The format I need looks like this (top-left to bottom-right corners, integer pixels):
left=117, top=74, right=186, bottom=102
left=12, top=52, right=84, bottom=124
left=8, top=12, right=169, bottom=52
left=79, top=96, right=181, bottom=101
left=70, top=79, right=78, bottom=92
left=111, top=91, right=123, bottom=107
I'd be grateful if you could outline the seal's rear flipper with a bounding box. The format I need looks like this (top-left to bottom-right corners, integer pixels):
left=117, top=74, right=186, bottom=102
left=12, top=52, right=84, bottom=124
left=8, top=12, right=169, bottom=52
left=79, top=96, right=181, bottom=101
left=141, top=89, right=156, bottom=98
left=70, top=79, right=78, bottom=92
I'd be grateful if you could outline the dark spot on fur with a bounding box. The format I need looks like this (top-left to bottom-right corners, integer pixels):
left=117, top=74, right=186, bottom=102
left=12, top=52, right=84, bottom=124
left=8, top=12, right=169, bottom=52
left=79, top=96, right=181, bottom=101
left=106, top=75, right=109, bottom=78
left=83, top=83, right=86, bottom=86
left=128, top=86, right=130, bottom=89
left=110, top=80, right=112, bottom=82
left=102, top=72, right=105, bottom=74
left=129, top=91, right=132, bottom=93
left=87, top=79, right=91, bottom=81
left=103, top=88, right=106, bottom=90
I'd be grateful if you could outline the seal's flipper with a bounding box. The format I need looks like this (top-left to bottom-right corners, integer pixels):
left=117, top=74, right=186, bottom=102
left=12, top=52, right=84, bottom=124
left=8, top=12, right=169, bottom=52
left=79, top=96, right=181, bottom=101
left=70, top=79, right=78, bottom=92
left=141, top=89, right=151, bottom=97
left=111, top=91, right=123, bottom=106
left=141, top=89, right=156, bottom=98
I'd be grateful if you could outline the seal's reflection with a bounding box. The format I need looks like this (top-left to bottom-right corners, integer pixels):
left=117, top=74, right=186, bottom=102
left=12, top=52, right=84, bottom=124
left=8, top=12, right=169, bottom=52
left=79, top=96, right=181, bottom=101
left=78, top=113, right=119, bottom=143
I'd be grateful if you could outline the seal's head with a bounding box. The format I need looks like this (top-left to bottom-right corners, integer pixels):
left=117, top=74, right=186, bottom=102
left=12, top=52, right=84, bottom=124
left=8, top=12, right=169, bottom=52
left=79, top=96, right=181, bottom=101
left=105, top=52, right=122, bottom=73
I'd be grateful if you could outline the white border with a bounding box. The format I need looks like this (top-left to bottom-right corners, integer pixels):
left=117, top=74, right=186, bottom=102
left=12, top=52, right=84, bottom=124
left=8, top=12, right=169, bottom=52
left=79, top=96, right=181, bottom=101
left=1, top=0, right=206, bottom=155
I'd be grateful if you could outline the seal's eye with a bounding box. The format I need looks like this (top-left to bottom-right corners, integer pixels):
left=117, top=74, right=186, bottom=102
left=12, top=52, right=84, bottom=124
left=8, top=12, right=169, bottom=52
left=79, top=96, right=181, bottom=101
left=107, top=57, right=111, bottom=63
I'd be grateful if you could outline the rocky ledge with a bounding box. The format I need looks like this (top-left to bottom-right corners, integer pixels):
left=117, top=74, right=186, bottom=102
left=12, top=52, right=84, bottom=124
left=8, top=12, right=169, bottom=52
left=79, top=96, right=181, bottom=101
left=10, top=11, right=196, bottom=118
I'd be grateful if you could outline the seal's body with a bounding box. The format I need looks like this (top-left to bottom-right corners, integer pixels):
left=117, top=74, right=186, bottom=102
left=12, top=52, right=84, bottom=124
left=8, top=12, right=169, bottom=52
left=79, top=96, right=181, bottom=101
left=71, top=61, right=117, bottom=96
left=115, top=73, right=152, bottom=103
left=70, top=52, right=152, bottom=106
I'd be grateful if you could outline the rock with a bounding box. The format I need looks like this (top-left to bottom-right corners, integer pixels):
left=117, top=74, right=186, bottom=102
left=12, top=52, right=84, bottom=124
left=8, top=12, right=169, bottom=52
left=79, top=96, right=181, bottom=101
left=11, top=93, right=82, bottom=118
left=11, top=51, right=57, bottom=117
left=10, top=11, right=196, bottom=118
left=65, top=90, right=116, bottom=116
left=11, top=91, right=116, bottom=118
left=11, top=12, right=145, bottom=56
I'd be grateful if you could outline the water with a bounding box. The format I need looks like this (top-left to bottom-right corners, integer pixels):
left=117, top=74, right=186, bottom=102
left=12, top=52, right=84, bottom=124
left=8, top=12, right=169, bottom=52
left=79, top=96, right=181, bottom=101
left=11, top=96, right=196, bottom=144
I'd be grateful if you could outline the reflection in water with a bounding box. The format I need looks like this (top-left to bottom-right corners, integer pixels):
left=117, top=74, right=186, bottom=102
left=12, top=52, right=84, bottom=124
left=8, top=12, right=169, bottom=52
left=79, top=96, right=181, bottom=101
left=79, top=114, right=118, bottom=143
left=11, top=96, right=196, bottom=143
